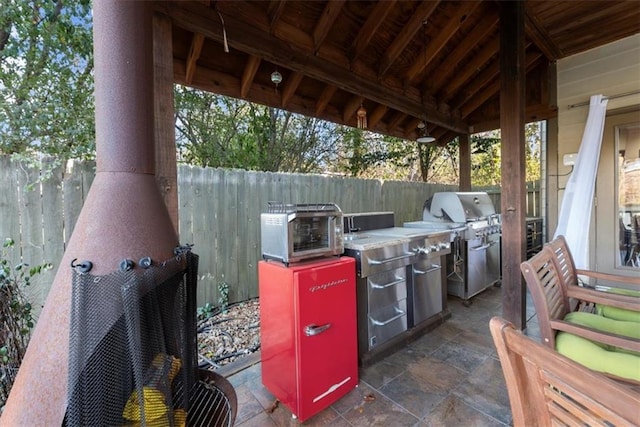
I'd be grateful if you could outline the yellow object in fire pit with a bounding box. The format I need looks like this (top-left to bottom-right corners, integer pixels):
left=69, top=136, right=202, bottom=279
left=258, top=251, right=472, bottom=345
left=122, top=386, right=167, bottom=422
left=122, top=353, right=182, bottom=423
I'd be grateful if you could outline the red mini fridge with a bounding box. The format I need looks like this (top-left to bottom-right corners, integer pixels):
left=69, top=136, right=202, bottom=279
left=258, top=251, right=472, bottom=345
left=259, top=256, right=358, bottom=422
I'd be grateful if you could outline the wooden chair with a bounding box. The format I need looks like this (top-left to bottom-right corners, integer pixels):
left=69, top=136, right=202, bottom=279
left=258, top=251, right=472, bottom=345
left=547, top=235, right=640, bottom=292
left=520, top=243, right=640, bottom=383
left=490, top=317, right=640, bottom=427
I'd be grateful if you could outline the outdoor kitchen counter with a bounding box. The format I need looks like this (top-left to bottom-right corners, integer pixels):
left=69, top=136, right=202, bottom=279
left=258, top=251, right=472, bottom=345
left=343, top=233, right=410, bottom=250
left=341, top=225, right=453, bottom=367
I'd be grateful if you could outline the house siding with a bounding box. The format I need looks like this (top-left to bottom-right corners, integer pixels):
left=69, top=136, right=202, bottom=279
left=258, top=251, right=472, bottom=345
left=555, top=34, right=640, bottom=273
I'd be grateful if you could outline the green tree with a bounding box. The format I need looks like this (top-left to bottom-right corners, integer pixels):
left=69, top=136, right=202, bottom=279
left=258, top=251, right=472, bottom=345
left=0, top=0, right=94, bottom=163
left=175, top=86, right=342, bottom=173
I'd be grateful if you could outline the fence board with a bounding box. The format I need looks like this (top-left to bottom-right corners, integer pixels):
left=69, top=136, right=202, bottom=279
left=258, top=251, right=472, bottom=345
left=17, top=162, right=46, bottom=312
left=189, top=166, right=212, bottom=304
left=40, top=159, right=65, bottom=308
left=0, top=157, right=21, bottom=269
left=63, top=161, right=87, bottom=244
left=177, top=164, right=193, bottom=245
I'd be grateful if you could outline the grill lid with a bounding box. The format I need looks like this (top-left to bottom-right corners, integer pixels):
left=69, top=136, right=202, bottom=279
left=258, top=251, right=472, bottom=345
left=425, top=192, right=497, bottom=223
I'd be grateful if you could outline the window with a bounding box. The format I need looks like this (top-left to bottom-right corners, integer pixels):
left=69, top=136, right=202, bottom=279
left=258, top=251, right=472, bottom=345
left=617, top=123, right=640, bottom=269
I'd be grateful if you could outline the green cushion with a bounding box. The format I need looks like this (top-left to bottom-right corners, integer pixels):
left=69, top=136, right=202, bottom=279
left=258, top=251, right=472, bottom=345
left=556, top=332, right=640, bottom=382
left=594, top=287, right=640, bottom=323
left=596, top=305, right=640, bottom=323
left=555, top=311, right=640, bottom=382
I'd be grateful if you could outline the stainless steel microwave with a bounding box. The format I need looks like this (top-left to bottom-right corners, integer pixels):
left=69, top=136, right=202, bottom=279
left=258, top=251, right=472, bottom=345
left=260, top=203, right=344, bottom=264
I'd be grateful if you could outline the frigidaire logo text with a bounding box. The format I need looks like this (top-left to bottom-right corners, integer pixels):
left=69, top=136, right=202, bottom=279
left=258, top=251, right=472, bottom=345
left=309, top=278, right=348, bottom=292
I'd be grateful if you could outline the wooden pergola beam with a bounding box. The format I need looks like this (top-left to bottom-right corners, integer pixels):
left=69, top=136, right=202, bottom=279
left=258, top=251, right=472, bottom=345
left=500, top=1, right=527, bottom=330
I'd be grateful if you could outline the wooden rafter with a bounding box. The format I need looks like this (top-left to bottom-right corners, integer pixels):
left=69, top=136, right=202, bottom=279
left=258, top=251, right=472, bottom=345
left=349, top=0, right=396, bottom=62
left=378, top=0, right=440, bottom=78
left=240, top=55, right=261, bottom=98
left=343, top=95, right=363, bottom=124
left=428, top=9, right=498, bottom=91
left=185, top=32, right=205, bottom=85
left=459, top=49, right=539, bottom=118
left=403, top=117, right=422, bottom=137
left=281, top=71, right=304, bottom=108
left=524, top=10, right=562, bottom=60
left=406, top=1, right=481, bottom=83
left=267, top=0, right=287, bottom=30
left=367, top=104, right=387, bottom=129
left=315, top=84, right=337, bottom=116
left=387, top=111, right=406, bottom=132
left=158, top=1, right=467, bottom=133
left=313, top=0, right=346, bottom=53
left=441, top=36, right=499, bottom=101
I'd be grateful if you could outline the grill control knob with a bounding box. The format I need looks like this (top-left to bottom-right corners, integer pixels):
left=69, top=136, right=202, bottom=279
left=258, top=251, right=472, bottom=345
left=439, top=242, right=450, bottom=250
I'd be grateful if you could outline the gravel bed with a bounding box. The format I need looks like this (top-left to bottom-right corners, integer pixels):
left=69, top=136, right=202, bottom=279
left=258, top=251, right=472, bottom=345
left=197, top=298, right=260, bottom=370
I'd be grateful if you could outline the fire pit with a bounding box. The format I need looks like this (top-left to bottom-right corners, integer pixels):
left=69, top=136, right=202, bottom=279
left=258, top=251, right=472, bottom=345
left=63, top=249, right=236, bottom=426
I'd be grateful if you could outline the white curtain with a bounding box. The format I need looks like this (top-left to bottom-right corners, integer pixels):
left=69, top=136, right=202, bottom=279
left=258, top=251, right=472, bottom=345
left=554, top=94, right=608, bottom=269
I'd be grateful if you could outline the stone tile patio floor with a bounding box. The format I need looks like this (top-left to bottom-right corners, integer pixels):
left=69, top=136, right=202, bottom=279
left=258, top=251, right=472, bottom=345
left=225, top=285, right=540, bottom=426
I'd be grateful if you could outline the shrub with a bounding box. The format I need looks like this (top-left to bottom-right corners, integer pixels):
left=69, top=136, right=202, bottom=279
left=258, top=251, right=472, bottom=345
left=0, top=238, right=52, bottom=410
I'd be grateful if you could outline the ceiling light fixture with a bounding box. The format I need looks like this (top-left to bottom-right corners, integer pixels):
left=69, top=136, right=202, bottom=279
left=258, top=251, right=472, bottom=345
left=270, top=68, right=282, bottom=87
left=417, top=122, right=435, bottom=144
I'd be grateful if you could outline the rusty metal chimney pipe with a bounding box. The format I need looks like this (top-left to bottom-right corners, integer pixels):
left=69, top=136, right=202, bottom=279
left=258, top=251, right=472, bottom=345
left=94, top=1, right=154, bottom=174
left=2, top=1, right=179, bottom=424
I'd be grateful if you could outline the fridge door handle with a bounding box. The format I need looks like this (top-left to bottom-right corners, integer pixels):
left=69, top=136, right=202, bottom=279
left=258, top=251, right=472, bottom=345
left=304, top=323, right=331, bottom=336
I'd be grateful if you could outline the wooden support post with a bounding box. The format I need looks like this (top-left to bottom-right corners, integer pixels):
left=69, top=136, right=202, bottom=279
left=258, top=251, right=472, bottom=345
left=459, top=133, right=471, bottom=191
left=153, top=12, right=179, bottom=235
left=500, top=1, right=527, bottom=330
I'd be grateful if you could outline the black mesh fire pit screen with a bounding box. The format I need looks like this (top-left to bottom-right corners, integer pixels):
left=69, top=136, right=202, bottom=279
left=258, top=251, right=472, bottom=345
left=63, top=249, right=231, bottom=426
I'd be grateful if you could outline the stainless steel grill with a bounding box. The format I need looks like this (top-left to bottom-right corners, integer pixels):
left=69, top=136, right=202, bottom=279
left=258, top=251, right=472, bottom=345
left=405, top=192, right=501, bottom=305
left=342, top=213, right=451, bottom=365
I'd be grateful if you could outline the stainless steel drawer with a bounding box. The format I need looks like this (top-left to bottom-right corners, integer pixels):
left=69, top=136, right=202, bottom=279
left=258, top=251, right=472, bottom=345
left=367, top=299, right=407, bottom=350
left=411, top=259, right=443, bottom=326
left=361, top=244, right=414, bottom=277
left=367, top=267, right=407, bottom=310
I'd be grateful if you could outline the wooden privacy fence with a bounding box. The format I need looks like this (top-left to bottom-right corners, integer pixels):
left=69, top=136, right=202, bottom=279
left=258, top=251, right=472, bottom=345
left=0, top=156, right=541, bottom=311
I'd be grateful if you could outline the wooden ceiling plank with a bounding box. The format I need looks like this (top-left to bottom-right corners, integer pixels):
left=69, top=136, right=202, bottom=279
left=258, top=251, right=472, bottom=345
left=349, top=0, right=396, bottom=62
left=343, top=95, right=363, bottom=124
left=406, top=1, right=482, bottom=83
left=281, top=71, right=304, bottom=108
left=315, top=84, right=337, bottom=116
left=524, top=7, right=562, bottom=60
left=267, top=0, right=287, bottom=30
left=378, top=0, right=441, bottom=78
left=159, top=1, right=467, bottom=133
left=240, top=55, right=261, bottom=98
left=428, top=9, right=498, bottom=91
left=185, top=32, right=205, bottom=85
left=313, top=0, right=347, bottom=52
